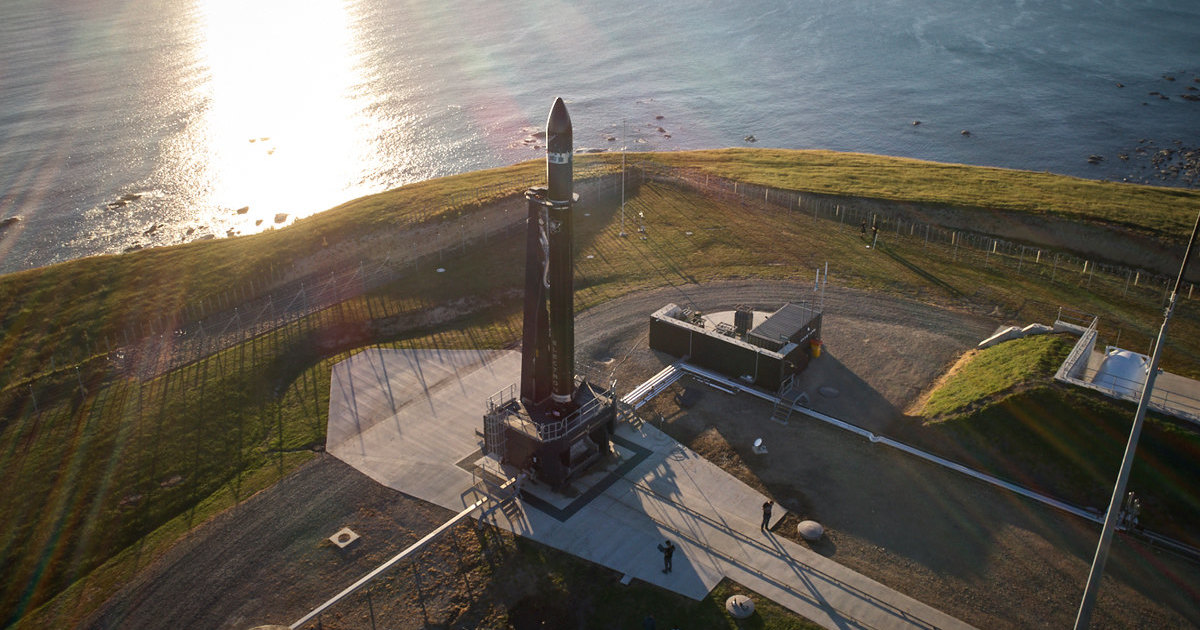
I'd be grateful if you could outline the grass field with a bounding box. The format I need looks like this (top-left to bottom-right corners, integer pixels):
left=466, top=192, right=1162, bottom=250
left=645, top=148, right=1200, bottom=238
left=3, top=151, right=1200, bottom=627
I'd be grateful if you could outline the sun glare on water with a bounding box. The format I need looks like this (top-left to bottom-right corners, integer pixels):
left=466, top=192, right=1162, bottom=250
left=189, top=0, right=378, bottom=231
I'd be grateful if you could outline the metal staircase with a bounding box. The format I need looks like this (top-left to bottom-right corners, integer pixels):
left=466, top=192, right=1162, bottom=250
left=769, top=374, right=808, bottom=425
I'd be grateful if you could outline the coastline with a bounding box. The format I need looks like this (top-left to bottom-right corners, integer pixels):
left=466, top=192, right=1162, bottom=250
left=3, top=148, right=1199, bottom=277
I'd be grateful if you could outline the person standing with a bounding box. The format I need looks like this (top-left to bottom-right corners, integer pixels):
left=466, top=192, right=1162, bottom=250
left=657, top=539, right=675, bottom=573
left=762, top=500, right=774, bottom=530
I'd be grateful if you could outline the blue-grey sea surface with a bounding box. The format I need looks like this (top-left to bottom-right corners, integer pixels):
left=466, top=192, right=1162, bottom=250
left=0, top=0, right=1196, bottom=272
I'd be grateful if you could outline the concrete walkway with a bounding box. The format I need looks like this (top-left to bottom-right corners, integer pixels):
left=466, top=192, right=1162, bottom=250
left=327, top=348, right=974, bottom=630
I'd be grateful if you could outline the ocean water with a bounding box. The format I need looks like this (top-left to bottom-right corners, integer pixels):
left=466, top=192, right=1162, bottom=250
left=1, top=0, right=1197, bottom=273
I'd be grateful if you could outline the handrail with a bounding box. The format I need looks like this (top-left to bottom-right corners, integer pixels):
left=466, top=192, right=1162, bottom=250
left=1054, top=315, right=1098, bottom=382
left=487, top=381, right=615, bottom=442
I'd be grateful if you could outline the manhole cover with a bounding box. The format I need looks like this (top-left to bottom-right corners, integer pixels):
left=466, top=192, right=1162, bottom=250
left=329, top=527, right=360, bottom=549
left=818, top=386, right=840, bottom=398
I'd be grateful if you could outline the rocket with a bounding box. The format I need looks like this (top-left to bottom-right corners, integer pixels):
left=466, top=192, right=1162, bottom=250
left=520, top=98, right=578, bottom=409
left=545, top=98, right=575, bottom=405
left=506, top=98, right=617, bottom=488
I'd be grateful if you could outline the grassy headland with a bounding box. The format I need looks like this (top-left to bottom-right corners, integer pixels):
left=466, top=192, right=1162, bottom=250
left=4, top=149, right=1200, bottom=388
left=3, top=149, right=1200, bottom=627
left=645, top=148, right=1200, bottom=238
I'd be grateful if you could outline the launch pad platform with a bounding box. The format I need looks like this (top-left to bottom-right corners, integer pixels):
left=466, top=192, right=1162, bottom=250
left=325, top=347, right=972, bottom=630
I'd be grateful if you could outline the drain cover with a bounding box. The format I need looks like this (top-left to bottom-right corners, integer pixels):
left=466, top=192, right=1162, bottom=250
left=329, top=527, right=360, bottom=549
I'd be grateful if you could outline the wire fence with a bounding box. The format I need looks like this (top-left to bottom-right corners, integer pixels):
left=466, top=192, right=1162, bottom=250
left=4, top=175, right=627, bottom=411
left=10, top=166, right=1197, bottom=417
left=642, top=167, right=1197, bottom=310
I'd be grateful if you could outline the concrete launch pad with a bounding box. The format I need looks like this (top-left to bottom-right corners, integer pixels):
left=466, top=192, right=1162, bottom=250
left=327, top=348, right=972, bottom=630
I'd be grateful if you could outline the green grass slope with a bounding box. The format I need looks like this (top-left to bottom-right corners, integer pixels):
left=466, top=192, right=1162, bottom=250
left=916, top=335, right=1200, bottom=544
left=921, top=333, right=1075, bottom=419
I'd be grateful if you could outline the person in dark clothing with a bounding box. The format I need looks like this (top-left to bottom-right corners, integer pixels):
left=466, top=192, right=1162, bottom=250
left=762, top=500, right=774, bottom=530
left=657, top=539, right=675, bottom=573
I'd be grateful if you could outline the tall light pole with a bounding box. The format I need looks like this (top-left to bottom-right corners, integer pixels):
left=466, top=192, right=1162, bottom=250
left=1074, top=207, right=1200, bottom=628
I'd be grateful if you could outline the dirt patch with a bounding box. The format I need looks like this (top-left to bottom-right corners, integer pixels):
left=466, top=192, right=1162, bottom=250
left=685, top=427, right=769, bottom=496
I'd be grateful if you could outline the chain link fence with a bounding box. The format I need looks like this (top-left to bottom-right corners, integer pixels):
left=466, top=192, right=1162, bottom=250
left=4, top=175, right=626, bottom=413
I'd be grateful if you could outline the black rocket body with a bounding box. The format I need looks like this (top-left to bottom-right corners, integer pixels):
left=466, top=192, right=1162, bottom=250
left=499, top=97, right=617, bottom=488
left=545, top=98, right=575, bottom=404
left=520, top=98, right=577, bottom=409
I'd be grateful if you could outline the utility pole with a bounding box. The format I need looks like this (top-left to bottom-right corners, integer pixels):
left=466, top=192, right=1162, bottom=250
left=1074, top=208, right=1200, bottom=628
